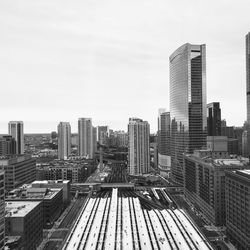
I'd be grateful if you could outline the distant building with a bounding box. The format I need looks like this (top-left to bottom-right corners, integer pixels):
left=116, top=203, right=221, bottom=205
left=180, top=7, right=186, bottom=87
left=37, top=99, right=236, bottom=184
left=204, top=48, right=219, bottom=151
left=242, top=130, right=248, bottom=156
left=0, top=170, right=4, bottom=250
left=92, top=127, right=97, bottom=155
left=207, top=102, right=221, bottom=136
left=5, top=201, right=43, bottom=250
left=0, top=135, right=16, bottom=156
left=225, top=169, right=250, bottom=249
left=169, top=43, right=207, bottom=185
left=158, top=109, right=171, bottom=174
left=57, top=122, right=71, bottom=160
left=184, top=151, right=249, bottom=225
left=128, top=118, right=150, bottom=175
left=78, top=118, right=93, bottom=158
left=97, top=126, right=109, bottom=145
left=0, top=155, right=36, bottom=192
left=8, top=121, right=24, bottom=154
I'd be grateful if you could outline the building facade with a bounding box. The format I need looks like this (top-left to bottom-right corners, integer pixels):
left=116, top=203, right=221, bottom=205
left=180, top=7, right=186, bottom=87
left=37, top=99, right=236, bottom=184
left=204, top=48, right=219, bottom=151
left=97, top=126, right=109, bottom=145
left=184, top=152, right=248, bottom=226
left=169, top=43, right=207, bottom=184
left=207, top=102, right=221, bottom=136
left=128, top=118, right=150, bottom=175
left=225, top=170, right=250, bottom=249
left=158, top=109, right=171, bottom=172
left=57, top=122, right=71, bottom=160
left=8, top=121, right=24, bottom=154
left=5, top=201, right=43, bottom=250
left=0, top=155, right=36, bottom=192
left=78, top=118, right=93, bottom=158
left=0, top=170, right=4, bottom=250
left=246, top=32, right=250, bottom=157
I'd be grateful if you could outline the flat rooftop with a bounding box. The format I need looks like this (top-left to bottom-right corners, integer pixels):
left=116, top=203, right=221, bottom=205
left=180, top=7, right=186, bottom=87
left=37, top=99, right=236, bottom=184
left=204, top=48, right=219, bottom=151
left=235, top=169, right=250, bottom=180
left=6, top=201, right=41, bottom=217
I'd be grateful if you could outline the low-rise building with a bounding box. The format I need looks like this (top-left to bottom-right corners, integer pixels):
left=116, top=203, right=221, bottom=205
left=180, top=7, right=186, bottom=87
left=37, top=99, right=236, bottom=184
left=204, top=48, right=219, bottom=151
left=0, top=155, right=36, bottom=192
left=5, top=201, right=43, bottom=250
left=183, top=150, right=249, bottom=226
left=225, top=169, right=250, bottom=249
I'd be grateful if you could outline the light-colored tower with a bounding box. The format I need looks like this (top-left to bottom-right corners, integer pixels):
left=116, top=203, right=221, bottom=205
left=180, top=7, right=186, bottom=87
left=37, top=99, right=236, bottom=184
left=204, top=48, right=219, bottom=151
left=128, top=118, right=150, bottom=175
left=169, top=43, right=207, bottom=185
left=57, top=122, right=71, bottom=160
left=8, top=121, right=24, bottom=154
left=78, top=118, right=93, bottom=158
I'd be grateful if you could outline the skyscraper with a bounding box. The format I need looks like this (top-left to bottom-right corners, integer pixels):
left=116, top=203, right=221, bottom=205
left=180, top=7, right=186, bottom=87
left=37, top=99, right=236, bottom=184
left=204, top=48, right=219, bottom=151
left=128, top=118, right=150, bottom=175
left=78, top=118, right=93, bottom=158
left=207, top=102, right=221, bottom=136
left=169, top=43, right=207, bottom=184
left=57, top=122, right=71, bottom=160
left=158, top=109, right=171, bottom=173
left=97, top=126, right=109, bottom=145
left=246, top=32, right=250, bottom=157
left=8, top=121, right=24, bottom=154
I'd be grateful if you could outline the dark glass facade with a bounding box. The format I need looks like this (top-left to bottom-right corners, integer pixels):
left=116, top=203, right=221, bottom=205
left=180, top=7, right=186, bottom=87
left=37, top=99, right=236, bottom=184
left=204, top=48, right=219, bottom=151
left=169, top=43, right=207, bottom=184
left=207, top=102, right=221, bottom=136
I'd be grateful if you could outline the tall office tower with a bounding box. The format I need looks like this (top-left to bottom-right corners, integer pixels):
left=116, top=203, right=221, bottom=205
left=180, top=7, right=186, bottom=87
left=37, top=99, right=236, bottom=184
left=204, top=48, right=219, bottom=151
left=207, top=102, right=221, bottom=136
left=92, top=127, right=97, bottom=155
left=57, top=122, right=71, bottom=160
left=8, top=121, right=24, bottom=154
left=0, top=170, right=4, bottom=250
left=158, top=109, right=171, bottom=173
left=98, top=126, right=109, bottom=145
left=128, top=118, right=150, bottom=175
left=78, top=118, right=93, bottom=158
left=246, top=32, right=250, bottom=157
left=169, top=43, right=207, bottom=184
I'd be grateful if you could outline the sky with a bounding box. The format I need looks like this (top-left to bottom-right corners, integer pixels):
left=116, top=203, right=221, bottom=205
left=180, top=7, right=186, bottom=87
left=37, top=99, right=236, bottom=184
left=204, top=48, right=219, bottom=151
left=0, top=0, right=250, bottom=133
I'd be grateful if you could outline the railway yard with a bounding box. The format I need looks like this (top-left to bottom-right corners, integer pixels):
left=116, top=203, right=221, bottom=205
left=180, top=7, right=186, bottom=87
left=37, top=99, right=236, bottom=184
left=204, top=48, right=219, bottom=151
left=38, top=161, right=219, bottom=250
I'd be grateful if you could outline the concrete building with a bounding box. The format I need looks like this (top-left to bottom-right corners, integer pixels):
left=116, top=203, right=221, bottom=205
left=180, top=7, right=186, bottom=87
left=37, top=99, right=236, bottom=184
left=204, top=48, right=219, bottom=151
left=246, top=32, right=250, bottom=157
left=0, top=170, right=4, bottom=250
left=225, top=169, right=250, bottom=249
left=31, top=180, right=71, bottom=204
left=0, top=135, right=16, bottom=156
left=242, top=130, right=248, bottom=157
left=92, top=126, right=97, bottom=155
left=207, top=102, right=221, bottom=136
left=158, top=109, right=171, bottom=174
left=8, top=121, right=24, bottom=154
left=57, top=122, right=71, bottom=160
left=5, top=201, right=43, bottom=250
left=183, top=151, right=249, bottom=226
left=6, top=186, right=63, bottom=228
left=128, top=118, right=150, bottom=175
left=169, top=43, right=207, bottom=185
left=78, top=118, right=93, bottom=158
left=0, top=155, right=36, bottom=192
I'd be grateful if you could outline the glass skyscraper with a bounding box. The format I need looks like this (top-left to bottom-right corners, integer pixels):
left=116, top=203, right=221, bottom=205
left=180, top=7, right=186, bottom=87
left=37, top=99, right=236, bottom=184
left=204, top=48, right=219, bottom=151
left=169, top=43, right=207, bottom=184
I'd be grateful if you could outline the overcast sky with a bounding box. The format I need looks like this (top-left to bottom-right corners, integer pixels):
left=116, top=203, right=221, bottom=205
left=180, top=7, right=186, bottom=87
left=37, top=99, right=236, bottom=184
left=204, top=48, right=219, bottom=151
left=0, top=0, right=249, bottom=133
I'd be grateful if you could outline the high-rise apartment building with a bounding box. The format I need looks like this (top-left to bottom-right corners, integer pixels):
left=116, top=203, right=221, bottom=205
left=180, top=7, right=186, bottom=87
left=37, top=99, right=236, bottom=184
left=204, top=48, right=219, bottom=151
left=128, top=118, right=150, bottom=175
left=207, top=102, right=221, bottom=136
left=78, top=118, right=93, bottom=158
left=169, top=43, right=207, bottom=184
left=92, top=127, right=97, bottom=155
left=246, top=32, right=250, bottom=157
left=158, top=109, right=171, bottom=173
left=57, top=122, right=71, bottom=160
left=8, top=121, right=24, bottom=154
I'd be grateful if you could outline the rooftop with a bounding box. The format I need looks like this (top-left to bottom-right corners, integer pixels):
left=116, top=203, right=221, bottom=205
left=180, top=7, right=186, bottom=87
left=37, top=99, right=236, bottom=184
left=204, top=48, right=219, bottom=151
left=6, top=201, right=41, bottom=217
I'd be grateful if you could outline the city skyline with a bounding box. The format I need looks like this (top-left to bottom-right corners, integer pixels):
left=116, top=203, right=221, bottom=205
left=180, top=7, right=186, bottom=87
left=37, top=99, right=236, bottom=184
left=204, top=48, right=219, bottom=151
left=0, top=0, right=250, bottom=133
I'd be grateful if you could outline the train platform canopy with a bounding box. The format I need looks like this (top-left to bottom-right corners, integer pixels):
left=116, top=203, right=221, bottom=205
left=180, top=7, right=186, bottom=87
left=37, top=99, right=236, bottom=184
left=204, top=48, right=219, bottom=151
left=63, top=188, right=214, bottom=250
